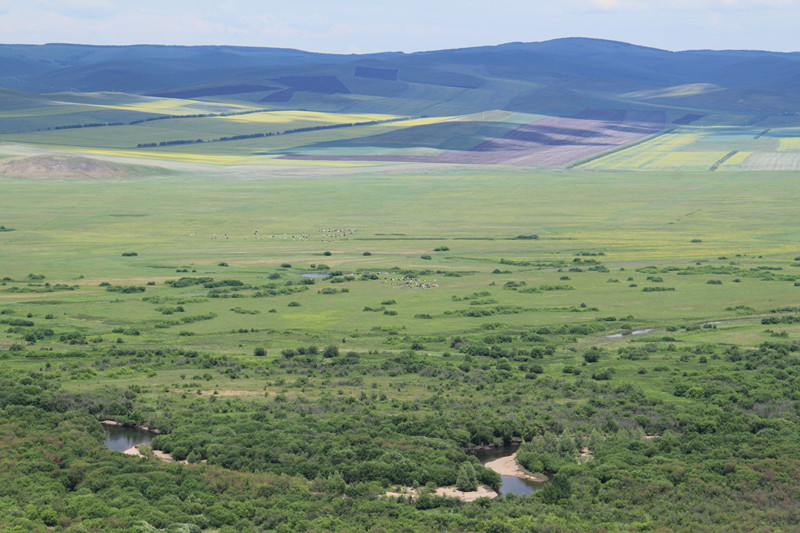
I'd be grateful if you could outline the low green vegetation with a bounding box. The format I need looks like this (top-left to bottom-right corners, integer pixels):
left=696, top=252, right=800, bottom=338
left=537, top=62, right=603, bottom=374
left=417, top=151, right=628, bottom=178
left=1, top=127, right=800, bottom=531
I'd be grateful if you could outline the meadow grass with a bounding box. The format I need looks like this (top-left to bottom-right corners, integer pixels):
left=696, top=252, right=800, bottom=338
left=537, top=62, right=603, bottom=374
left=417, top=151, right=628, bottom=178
left=2, top=98, right=800, bottom=408
left=2, top=166, right=799, bottom=377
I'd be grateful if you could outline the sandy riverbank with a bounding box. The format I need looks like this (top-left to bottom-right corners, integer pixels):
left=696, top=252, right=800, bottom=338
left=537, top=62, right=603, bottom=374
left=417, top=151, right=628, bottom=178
left=123, top=444, right=182, bottom=463
left=435, top=485, right=498, bottom=501
left=385, top=485, right=498, bottom=502
left=482, top=452, right=548, bottom=483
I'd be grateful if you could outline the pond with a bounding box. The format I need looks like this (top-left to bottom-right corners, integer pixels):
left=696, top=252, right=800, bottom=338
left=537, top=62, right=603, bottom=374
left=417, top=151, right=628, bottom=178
left=302, top=272, right=330, bottom=278
left=102, top=424, right=155, bottom=452
left=474, top=444, right=547, bottom=497
left=606, top=328, right=654, bottom=338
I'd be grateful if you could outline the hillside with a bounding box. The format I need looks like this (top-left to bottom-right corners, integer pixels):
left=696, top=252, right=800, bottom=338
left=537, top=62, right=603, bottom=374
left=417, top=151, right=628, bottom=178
left=2, top=38, right=800, bottom=170
left=1, top=39, right=800, bottom=117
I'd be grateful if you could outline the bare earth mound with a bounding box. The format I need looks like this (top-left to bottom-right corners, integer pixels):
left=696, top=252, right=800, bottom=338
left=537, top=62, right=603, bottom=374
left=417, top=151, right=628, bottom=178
left=0, top=155, right=164, bottom=179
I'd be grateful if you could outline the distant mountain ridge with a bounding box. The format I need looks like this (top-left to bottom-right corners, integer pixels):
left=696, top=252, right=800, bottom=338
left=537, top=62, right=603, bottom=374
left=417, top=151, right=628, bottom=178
left=2, top=38, right=800, bottom=116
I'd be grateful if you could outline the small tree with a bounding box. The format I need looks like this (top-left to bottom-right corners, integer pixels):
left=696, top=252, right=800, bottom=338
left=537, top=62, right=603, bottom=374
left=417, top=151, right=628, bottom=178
left=456, top=462, right=478, bottom=492
left=558, top=429, right=577, bottom=456
left=326, top=470, right=346, bottom=495
left=588, top=429, right=603, bottom=452
left=254, top=347, right=266, bottom=357
left=539, top=474, right=571, bottom=503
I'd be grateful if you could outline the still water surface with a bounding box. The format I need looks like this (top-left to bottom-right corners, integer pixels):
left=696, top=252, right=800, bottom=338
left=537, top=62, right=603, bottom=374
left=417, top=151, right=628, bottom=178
left=103, top=425, right=154, bottom=452
left=474, top=444, right=547, bottom=497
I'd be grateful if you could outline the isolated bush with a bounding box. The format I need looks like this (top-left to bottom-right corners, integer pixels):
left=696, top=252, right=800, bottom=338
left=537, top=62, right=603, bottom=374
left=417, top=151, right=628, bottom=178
left=254, top=347, right=266, bottom=357
left=323, top=345, right=339, bottom=358
left=583, top=348, right=602, bottom=363
left=592, top=368, right=613, bottom=380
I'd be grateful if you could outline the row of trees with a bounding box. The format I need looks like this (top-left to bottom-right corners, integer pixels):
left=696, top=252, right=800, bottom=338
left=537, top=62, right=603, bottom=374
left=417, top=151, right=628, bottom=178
left=136, top=117, right=405, bottom=148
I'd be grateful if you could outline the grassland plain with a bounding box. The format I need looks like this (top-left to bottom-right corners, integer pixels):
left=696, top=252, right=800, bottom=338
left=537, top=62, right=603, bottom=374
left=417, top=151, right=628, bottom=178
left=2, top=158, right=800, bottom=532
left=2, top=164, right=800, bottom=371
left=2, top=46, right=800, bottom=529
left=2, top=101, right=800, bottom=530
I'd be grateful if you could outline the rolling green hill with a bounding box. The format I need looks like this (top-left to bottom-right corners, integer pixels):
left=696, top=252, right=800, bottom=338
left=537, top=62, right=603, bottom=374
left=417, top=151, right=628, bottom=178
left=2, top=39, right=800, bottom=118
left=2, top=38, right=800, bottom=169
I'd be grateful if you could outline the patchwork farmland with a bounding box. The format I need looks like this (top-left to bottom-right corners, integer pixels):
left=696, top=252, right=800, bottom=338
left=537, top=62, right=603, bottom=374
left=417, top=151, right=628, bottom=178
left=279, top=110, right=666, bottom=166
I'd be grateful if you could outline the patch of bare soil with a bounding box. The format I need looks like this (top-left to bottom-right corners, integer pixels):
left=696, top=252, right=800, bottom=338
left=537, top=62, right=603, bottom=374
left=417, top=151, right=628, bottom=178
left=483, top=452, right=548, bottom=482
left=384, top=485, right=499, bottom=502
left=123, top=444, right=187, bottom=464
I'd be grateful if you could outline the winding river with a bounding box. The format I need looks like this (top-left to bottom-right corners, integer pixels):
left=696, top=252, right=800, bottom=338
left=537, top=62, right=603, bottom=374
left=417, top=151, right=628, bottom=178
left=103, top=424, right=545, bottom=497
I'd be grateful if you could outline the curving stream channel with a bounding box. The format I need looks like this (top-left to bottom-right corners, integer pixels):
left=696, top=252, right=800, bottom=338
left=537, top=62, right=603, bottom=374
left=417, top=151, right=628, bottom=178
left=103, top=426, right=546, bottom=497
left=474, top=444, right=547, bottom=496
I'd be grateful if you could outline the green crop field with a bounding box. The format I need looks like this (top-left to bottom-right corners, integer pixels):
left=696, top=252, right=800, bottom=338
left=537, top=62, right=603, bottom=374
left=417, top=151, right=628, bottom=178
left=575, top=125, right=800, bottom=171
left=2, top=93, right=800, bottom=532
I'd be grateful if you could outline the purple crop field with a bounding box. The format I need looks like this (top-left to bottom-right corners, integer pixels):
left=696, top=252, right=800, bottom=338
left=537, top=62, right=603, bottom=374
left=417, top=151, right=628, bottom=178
left=280, top=110, right=665, bottom=166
